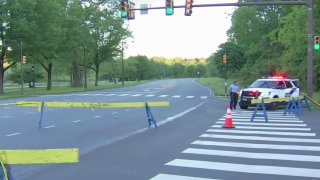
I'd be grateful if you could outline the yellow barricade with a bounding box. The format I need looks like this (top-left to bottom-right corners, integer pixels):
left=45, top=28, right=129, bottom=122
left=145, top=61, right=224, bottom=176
left=0, top=148, right=79, bottom=164
left=251, top=96, right=304, bottom=104
left=16, top=101, right=170, bottom=110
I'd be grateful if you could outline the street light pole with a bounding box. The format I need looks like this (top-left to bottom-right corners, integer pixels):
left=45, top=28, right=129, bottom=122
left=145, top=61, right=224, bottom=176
left=20, top=40, right=24, bottom=95
left=121, top=41, right=124, bottom=87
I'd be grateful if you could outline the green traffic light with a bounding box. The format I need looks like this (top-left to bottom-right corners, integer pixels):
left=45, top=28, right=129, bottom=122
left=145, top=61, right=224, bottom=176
left=121, top=11, right=127, bottom=18
left=314, top=44, right=320, bottom=50
left=166, top=8, right=173, bottom=15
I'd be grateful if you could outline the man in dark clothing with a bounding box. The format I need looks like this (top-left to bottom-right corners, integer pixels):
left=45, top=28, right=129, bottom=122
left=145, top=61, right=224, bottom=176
left=229, top=81, right=240, bottom=110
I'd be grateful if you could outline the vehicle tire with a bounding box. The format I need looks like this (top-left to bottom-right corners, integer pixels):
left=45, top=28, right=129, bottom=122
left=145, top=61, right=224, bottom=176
left=240, top=104, right=248, bottom=109
left=269, top=97, right=279, bottom=111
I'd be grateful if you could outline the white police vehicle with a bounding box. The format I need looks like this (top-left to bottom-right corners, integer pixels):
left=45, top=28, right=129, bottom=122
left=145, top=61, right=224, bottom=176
left=239, top=76, right=300, bottom=110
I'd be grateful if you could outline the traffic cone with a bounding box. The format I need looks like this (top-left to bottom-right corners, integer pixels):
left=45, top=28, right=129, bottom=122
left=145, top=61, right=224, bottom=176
left=222, top=106, right=235, bottom=128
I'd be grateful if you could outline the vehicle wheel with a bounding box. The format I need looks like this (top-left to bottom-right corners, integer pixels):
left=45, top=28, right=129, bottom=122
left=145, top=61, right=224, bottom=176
left=269, top=100, right=278, bottom=111
left=240, top=104, right=248, bottom=109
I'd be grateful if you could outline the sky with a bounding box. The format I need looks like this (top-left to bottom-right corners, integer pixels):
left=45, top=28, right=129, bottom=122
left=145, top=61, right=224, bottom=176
left=125, top=0, right=238, bottom=59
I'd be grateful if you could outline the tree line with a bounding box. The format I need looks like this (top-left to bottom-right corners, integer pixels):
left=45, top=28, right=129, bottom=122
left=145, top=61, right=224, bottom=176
left=207, top=0, right=320, bottom=91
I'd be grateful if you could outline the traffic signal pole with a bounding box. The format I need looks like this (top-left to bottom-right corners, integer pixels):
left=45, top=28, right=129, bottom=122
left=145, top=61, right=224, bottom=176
left=127, top=0, right=314, bottom=97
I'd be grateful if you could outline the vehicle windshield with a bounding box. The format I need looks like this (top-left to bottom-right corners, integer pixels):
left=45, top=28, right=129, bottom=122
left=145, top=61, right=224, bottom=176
left=249, top=80, right=280, bottom=88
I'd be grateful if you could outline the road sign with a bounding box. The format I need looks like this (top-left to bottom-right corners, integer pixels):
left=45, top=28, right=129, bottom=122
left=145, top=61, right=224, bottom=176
left=140, top=4, right=148, bottom=15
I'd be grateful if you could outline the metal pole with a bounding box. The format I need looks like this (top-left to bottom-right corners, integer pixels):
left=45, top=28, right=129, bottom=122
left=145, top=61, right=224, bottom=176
left=32, top=66, right=35, bottom=88
left=307, top=0, right=314, bottom=98
left=83, top=47, right=87, bottom=89
left=20, top=40, right=24, bottom=95
left=121, top=41, right=124, bottom=86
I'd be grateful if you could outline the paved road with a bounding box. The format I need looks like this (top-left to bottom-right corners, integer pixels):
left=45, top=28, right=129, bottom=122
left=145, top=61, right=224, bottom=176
left=0, top=78, right=212, bottom=179
left=1, top=78, right=319, bottom=179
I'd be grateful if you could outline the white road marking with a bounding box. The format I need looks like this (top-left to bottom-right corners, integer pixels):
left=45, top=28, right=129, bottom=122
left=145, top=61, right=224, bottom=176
left=119, top=94, right=130, bottom=96
left=25, top=112, right=37, bottom=115
left=223, top=115, right=300, bottom=120
left=200, top=134, right=320, bottom=143
left=105, top=94, right=116, bottom=96
left=215, top=121, right=306, bottom=126
left=94, top=115, right=101, bottom=118
left=166, top=159, right=320, bottom=178
left=44, top=125, right=55, bottom=129
left=131, top=94, right=142, bottom=97
left=186, top=96, right=194, bottom=98
left=0, top=115, right=14, bottom=119
left=172, top=95, right=181, bottom=98
left=72, top=120, right=82, bottom=123
left=112, top=112, right=118, bottom=115
left=6, top=133, right=21, bottom=137
left=183, top=148, right=320, bottom=162
left=125, top=109, right=130, bottom=111
left=218, top=118, right=303, bottom=123
left=200, top=96, right=208, bottom=99
left=211, top=125, right=310, bottom=131
left=146, top=95, right=155, bottom=97
left=150, top=174, right=219, bottom=180
left=192, top=140, right=320, bottom=151
left=206, top=129, right=315, bottom=136
left=158, top=95, right=168, bottom=97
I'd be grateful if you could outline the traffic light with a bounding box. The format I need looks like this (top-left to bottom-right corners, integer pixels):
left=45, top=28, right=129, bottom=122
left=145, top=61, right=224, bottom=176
left=120, top=0, right=128, bottom=18
left=223, top=54, right=227, bottom=64
left=314, top=36, right=320, bottom=50
left=185, top=0, right=193, bottom=16
left=165, top=0, right=174, bottom=16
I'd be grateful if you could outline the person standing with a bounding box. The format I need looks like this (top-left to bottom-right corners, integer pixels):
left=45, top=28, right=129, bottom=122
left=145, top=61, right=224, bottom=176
left=230, top=81, right=240, bottom=110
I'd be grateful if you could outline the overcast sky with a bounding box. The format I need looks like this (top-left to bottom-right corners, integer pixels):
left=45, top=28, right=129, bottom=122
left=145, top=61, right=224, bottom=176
left=124, top=0, right=237, bottom=59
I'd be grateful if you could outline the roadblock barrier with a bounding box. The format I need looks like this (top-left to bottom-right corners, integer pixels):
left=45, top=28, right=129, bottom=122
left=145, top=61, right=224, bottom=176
left=16, top=101, right=170, bottom=130
left=251, top=99, right=268, bottom=122
left=0, top=148, right=79, bottom=180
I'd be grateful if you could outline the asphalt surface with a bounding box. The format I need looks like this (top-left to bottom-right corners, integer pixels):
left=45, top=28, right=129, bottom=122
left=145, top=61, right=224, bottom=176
left=1, top=79, right=319, bottom=180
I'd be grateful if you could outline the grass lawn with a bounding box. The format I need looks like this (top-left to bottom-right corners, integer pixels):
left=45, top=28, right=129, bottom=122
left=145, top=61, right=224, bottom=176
left=0, top=80, right=148, bottom=100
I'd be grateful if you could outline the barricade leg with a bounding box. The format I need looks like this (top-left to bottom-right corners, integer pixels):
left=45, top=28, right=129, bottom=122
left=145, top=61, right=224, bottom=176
left=251, top=99, right=268, bottom=122
left=0, top=161, right=13, bottom=180
left=38, top=101, right=45, bottom=131
left=145, top=103, right=157, bottom=128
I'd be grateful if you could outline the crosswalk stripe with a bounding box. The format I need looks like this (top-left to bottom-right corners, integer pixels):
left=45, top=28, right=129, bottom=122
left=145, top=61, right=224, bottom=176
left=218, top=118, right=304, bottom=123
left=186, top=96, right=194, bottom=98
left=200, top=96, right=208, bottom=99
left=172, top=95, right=181, bottom=98
left=146, top=95, right=155, bottom=97
left=223, top=115, right=300, bottom=120
left=211, top=125, right=310, bottom=131
left=192, top=140, right=320, bottom=151
left=150, top=174, right=219, bottom=180
left=207, top=129, right=315, bottom=136
left=166, top=159, right=320, bottom=178
left=215, top=121, right=306, bottom=126
left=183, top=148, right=320, bottom=162
left=199, top=134, right=320, bottom=143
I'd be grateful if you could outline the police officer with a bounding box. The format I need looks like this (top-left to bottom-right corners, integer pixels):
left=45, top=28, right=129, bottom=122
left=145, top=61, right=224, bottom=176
left=230, top=81, right=240, bottom=110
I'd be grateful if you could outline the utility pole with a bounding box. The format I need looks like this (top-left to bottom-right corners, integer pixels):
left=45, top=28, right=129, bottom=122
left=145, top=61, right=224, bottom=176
left=20, top=40, right=24, bottom=95
left=307, top=0, right=314, bottom=98
left=121, top=41, right=124, bottom=86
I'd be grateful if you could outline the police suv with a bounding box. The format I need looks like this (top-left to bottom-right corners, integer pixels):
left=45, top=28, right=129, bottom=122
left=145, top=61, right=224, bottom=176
left=239, top=76, right=300, bottom=110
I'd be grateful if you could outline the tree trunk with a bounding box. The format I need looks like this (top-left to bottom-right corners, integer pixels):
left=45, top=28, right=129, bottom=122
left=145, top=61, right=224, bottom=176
left=71, top=60, right=83, bottom=87
left=0, top=64, right=4, bottom=95
left=95, top=66, right=99, bottom=86
left=47, top=63, right=53, bottom=90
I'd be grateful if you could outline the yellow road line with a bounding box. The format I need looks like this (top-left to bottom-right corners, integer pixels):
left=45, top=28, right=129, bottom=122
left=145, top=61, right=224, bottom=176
left=251, top=96, right=304, bottom=104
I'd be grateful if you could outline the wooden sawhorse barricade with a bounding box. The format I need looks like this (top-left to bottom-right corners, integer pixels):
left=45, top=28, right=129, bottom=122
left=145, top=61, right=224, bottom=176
left=250, top=96, right=311, bottom=122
